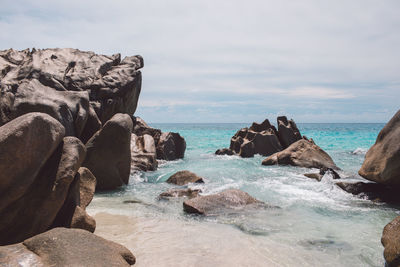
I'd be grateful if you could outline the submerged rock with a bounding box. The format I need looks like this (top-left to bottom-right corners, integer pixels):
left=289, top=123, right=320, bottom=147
left=83, top=113, right=133, bottom=190
left=336, top=182, right=400, bottom=204
left=0, top=227, right=135, bottom=266
left=382, top=216, right=400, bottom=267
left=359, top=109, right=400, bottom=185
left=183, top=189, right=267, bottom=216
left=159, top=188, right=202, bottom=199
left=215, top=148, right=234, bottom=156
left=262, top=139, right=339, bottom=170
left=166, top=170, right=204, bottom=186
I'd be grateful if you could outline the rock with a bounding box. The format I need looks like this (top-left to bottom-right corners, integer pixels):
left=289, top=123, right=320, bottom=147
left=249, top=118, right=278, bottom=134
left=277, top=116, right=302, bottom=148
left=77, top=167, right=97, bottom=209
left=239, top=140, right=256, bottom=158
left=131, top=133, right=158, bottom=172
left=359, top=110, right=400, bottom=185
left=0, top=227, right=135, bottom=266
left=166, top=170, right=204, bottom=185
left=132, top=116, right=161, bottom=141
left=157, top=132, right=186, bottom=160
left=320, top=167, right=341, bottom=179
left=0, top=48, right=143, bottom=127
left=0, top=135, right=86, bottom=245
left=336, top=182, right=400, bottom=204
left=215, top=148, right=235, bottom=155
left=159, top=188, right=202, bottom=199
left=382, top=216, right=400, bottom=267
left=304, top=173, right=323, bottom=181
left=0, top=113, right=65, bottom=214
left=83, top=113, right=133, bottom=190
left=251, top=130, right=282, bottom=156
left=183, top=189, right=266, bottom=216
left=262, top=139, right=339, bottom=170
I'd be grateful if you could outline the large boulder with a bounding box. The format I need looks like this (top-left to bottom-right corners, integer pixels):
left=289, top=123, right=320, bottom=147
left=359, top=110, right=400, bottom=185
left=0, top=227, right=135, bottom=266
left=157, top=132, right=186, bottom=160
left=262, top=139, right=339, bottom=170
left=0, top=48, right=143, bottom=127
left=382, top=216, right=400, bottom=267
left=0, top=134, right=86, bottom=245
left=183, top=189, right=267, bottom=216
left=83, top=113, right=133, bottom=190
left=131, top=133, right=158, bottom=172
left=277, top=116, right=302, bottom=148
left=166, top=170, right=204, bottom=186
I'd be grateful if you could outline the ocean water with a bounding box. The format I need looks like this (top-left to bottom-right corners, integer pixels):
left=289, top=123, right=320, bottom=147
left=88, top=123, right=399, bottom=267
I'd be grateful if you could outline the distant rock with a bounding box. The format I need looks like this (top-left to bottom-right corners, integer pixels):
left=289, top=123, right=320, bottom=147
left=159, top=188, right=202, bottom=200
left=131, top=133, right=158, bottom=172
left=166, top=170, right=204, bottom=186
left=262, top=139, right=339, bottom=170
left=183, top=189, right=267, bottom=216
left=83, top=113, right=133, bottom=190
left=215, top=148, right=234, bottom=156
left=0, top=228, right=135, bottom=266
left=359, top=110, right=400, bottom=185
left=336, top=182, right=400, bottom=204
left=382, top=216, right=400, bottom=267
left=215, top=116, right=306, bottom=158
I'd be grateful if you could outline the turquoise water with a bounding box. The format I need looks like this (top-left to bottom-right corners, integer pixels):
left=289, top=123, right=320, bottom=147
left=89, top=123, right=399, bottom=267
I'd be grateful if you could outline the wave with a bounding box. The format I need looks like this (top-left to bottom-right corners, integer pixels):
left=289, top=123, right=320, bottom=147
left=351, top=148, right=368, bottom=155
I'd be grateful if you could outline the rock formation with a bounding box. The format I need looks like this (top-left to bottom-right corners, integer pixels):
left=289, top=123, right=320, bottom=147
left=382, top=216, right=400, bottom=267
left=215, top=116, right=302, bottom=158
left=131, top=133, right=158, bottom=172
left=359, top=109, right=400, bottom=185
left=0, top=228, right=135, bottom=266
left=166, top=170, right=204, bottom=185
left=83, top=113, right=133, bottom=190
left=262, top=139, right=339, bottom=170
left=183, top=189, right=270, bottom=216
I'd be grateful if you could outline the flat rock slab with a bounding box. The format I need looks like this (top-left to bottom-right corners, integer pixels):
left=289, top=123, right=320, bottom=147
left=166, top=170, right=204, bottom=186
left=0, top=227, right=135, bottom=266
left=183, top=189, right=269, bottom=216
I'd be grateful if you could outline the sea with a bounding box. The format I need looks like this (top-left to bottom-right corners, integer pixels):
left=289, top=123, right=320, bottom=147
left=87, top=123, right=399, bottom=267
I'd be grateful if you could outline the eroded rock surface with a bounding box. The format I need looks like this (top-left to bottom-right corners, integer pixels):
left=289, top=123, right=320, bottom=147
left=359, top=110, right=400, bottom=185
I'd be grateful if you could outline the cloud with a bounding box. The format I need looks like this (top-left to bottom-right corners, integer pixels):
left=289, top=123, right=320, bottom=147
left=0, top=0, right=399, bottom=122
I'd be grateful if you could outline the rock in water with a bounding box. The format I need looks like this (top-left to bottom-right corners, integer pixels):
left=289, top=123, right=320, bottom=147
left=359, top=110, right=400, bottom=185
left=382, top=216, right=400, bottom=267
left=83, top=113, right=133, bottom=190
left=157, top=132, right=186, bottom=160
left=183, top=189, right=266, bottom=216
left=262, top=139, right=339, bottom=170
left=166, top=170, right=204, bottom=185
left=277, top=116, right=302, bottom=148
left=215, top=148, right=235, bottom=155
left=0, top=228, right=135, bottom=266
left=0, top=48, right=143, bottom=129
left=159, top=188, right=202, bottom=199
left=336, top=182, right=400, bottom=205
left=131, top=133, right=158, bottom=172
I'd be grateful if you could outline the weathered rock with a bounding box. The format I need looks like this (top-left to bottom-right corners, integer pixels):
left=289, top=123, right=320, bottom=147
left=183, top=189, right=266, bottom=216
left=0, top=113, right=65, bottom=213
left=166, top=170, right=204, bottom=185
left=277, top=116, right=302, bottom=148
left=159, top=188, right=202, bottom=199
left=249, top=118, right=278, bottom=135
left=215, top=148, right=235, bottom=155
left=382, top=216, right=400, bottom=267
left=131, top=133, right=158, bottom=172
left=83, top=113, right=133, bottom=190
left=239, top=140, right=256, bottom=158
left=336, top=182, right=400, bottom=204
left=0, top=48, right=143, bottom=127
left=262, top=139, right=339, bottom=170
left=0, top=227, right=135, bottom=266
left=320, top=167, right=341, bottom=179
left=0, top=135, right=86, bottom=245
left=251, top=130, right=282, bottom=156
left=132, top=116, right=161, bottom=141
left=359, top=110, right=400, bottom=185
left=77, top=167, right=97, bottom=209
left=157, top=132, right=186, bottom=160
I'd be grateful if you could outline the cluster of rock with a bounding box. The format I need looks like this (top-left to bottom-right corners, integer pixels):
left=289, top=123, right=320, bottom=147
left=130, top=117, right=186, bottom=172
left=0, top=48, right=140, bottom=265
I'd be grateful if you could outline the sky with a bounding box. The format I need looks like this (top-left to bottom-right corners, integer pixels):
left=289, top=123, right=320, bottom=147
left=1, top=0, right=399, bottom=123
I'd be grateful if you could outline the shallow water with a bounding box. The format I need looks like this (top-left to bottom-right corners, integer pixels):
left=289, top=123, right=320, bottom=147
left=87, top=123, right=399, bottom=267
